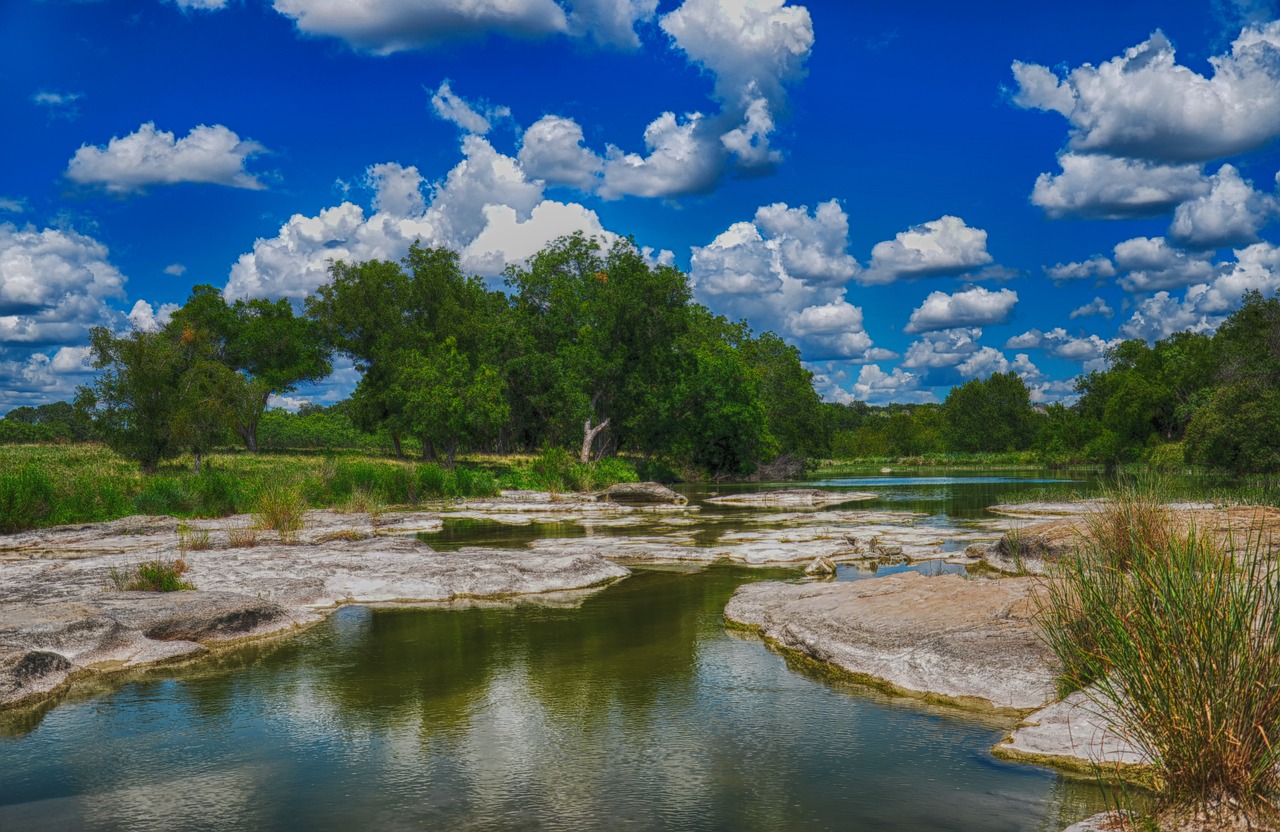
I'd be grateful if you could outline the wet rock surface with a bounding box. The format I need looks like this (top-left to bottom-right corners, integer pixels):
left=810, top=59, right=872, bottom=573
left=724, top=573, right=1057, bottom=711
left=0, top=517, right=629, bottom=709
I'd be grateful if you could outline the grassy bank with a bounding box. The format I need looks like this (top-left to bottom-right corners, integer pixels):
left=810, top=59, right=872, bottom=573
left=1038, top=485, right=1280, bottom=828
left=0, top=444, right=640, bottom=534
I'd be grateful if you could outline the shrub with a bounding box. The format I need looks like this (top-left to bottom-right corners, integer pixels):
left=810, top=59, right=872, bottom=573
left=109, top=559, right=194, bottom=592
left=226, top=523, right=260, bottom=548
left=1039, top=493, right=1280, bottom=823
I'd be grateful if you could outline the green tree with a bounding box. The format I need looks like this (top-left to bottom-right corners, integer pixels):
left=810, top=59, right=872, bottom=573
left=942, top=372, right=1036, bottom=452
left=386, top=339, right=510, bottom=465
left=739, top=332, right=828, bottom=459
left=169, top=285, right=331, bottom=451
left=505, top=233, right=691, bottom=462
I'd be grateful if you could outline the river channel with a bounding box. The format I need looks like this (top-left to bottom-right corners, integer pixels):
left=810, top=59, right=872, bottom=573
left=0, top=471, right=1114, bottom=831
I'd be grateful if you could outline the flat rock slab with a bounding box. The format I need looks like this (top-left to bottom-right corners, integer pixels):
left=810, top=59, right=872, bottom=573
left=599, top=482, right=688, bottom=505
left=982, top=505, right=1280, bottom=575
left=993, top=689, right=1148, bottom=772
left=705, top=489, right=877, bottom=508
left=0, top=525, right=629, bottom=709
left=724, top=573, right=1056, bottom=711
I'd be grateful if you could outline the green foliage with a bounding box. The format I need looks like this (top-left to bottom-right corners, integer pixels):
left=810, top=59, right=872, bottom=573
left=0, top=464, right=57, bottom=533
left=1039, top=492, right=1280, bottom=814
left=942, top=372, right=1036, bottom=453
left=110, top=560, right=194, bottom=592
left=169, top=285, right=332, bottom=451
left=497, top=447, right=640, bottom=492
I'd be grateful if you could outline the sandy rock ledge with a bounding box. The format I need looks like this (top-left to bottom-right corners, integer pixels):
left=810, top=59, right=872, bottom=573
left=0, top=520, right=629, bottom=710
left=723, top=573, right=1057, bottom=712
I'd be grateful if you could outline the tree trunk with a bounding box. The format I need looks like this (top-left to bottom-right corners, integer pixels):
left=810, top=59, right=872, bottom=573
left=446, top=440, right=458, bottom=468
left=392, top=432, right=403, bottom=458
left=421, top=437, right=436, bottom=462
left=193, top=448, right=202, bottom=474
left=580, top=416, right=611, bottom=464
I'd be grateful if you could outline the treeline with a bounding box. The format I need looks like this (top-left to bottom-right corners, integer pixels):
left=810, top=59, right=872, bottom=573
left=823, top=291, right=1280, bottom=472
left=47, top=234, right=827, bottom=477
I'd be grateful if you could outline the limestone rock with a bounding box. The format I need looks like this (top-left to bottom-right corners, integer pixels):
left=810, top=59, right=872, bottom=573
left=803, top=556, right=836, bottom=576
left=600, top=482, right=688, bottom=505
left=993, top=689, right=1148, bottom=771
left=724, top=573, right=1056, bottom=711
left=705, top=489, right=876, bottom=508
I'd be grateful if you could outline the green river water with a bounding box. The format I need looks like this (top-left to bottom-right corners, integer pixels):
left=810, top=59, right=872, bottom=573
left=0, top=471, right=1117, bottom=831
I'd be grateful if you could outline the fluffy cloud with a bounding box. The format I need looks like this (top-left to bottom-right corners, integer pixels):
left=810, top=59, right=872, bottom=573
left=593, top=0, right=814, bottom=196
left=849, top=364, right=933, bottom=404
left=1119, top=242, right=1280, bottom=339
left=860, top=216, right=994, bottom=285
left=900, top=327, right=984, bottom=370
left=1005, top=327, right=1117, bottom=368
left=753, top=200, right=859, bottom=285
left=1045, top=255, right=1117, bottom=284
left=1012, top=24, right=1280, bottom=163
left=31, top=90, right=82, bottom=119
left=519, top=116, right=603, bottom=190
left=430, top=80, right=509, bottom=135
left=127, top=300, right=180, bottom=333
left=1168, top=163, right=1278, bottom=248
left=903, top=286, right=1018, bottom=334
left=565, top=0, right=657, bottom=48
left=0, top=223, right=126, bottom=344
left=599, top=111, right=723, bottom=199
left=0, top=347, right=97, bottom=412
left=659, top=0, right=812, bottom=109
left=784, top=299, right=874, bottom=358
left=66, top=123, right=267, bottom=194
left=163, top=263, right=187, bottom=277
left=689, top=221, right=781, bottom=297
left=173, top=0, right=229, bottom=9
left=1069, top=297, right=1115, bottom=320
left=1113, top=236, right=1216, bottom=292
left=689, top=199, right=880, bottom=360
left=956, top=346, right=1011, bottom=379
left=272, top=0, right=570, bottom=54
left=1030, top=153, right=1209, bottom=220
left=227, top=138, right=615, bottom=300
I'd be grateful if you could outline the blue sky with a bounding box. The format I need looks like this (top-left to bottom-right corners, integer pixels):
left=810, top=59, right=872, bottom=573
left=4, top=0, right=1280, bottom=411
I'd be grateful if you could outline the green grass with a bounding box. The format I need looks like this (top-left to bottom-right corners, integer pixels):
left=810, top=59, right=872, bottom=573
left=0, top=444, right=644, bottom=534
left=109, top=559, right=195, bottom=592
left=1038, top=484, right=1280, bottom=825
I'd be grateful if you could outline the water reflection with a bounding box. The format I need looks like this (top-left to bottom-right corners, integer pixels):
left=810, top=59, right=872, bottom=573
left=0, top=567, right=1109, bottom=831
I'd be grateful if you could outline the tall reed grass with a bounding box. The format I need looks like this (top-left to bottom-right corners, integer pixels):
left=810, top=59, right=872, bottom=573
left=1038, top=485, right=1280, bottom=825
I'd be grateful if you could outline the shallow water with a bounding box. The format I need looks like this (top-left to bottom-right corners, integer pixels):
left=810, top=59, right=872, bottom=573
left=0, top=568, right=1108, bottom=831
left=0, top=471, right=1115, bottom=831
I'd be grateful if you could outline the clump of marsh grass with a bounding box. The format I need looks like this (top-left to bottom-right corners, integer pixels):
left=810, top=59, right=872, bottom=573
left=176, top=522, right=211, bottom=554
left=109, top=559, right=194, bottom=592
left=252, top=482, right=306, bottom=543
left=225, top=523, right=260, bottom=548
left=1038, top=485, right=1280, bottom=827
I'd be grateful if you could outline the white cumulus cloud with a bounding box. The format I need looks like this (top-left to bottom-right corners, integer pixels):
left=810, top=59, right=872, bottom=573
left=860, top=216, right=994, bottom=285
left=1012, top=24, right=1280, bottom=163
left=1031, top=153, right=1209, bottom=220
left=0, top=223, right=127, bottom=344
left=1069, top=297, right=1115, bottom=320
left=903, top=286, right=1018, bottom=334
left=1168, top=163, right=1278, bottom=248
left=430, top=80, right=510, bottom=135
left=66, top=122, right=268, bottom=194
left=1045, top=255, right=1117, bottom=284
left=1113, top=236, right=1217, bottom=292
left=519, top=115, right=604, bottom=190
